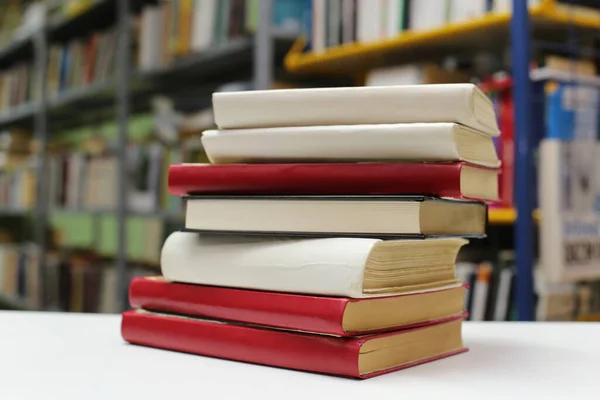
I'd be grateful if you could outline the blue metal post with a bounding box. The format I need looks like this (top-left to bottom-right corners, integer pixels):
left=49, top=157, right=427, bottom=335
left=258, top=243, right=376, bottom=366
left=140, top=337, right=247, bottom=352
left=511, top=0, right=535, bottom=321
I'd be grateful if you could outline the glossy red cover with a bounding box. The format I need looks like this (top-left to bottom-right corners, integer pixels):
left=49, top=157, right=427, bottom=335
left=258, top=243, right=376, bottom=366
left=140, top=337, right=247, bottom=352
left=121, top=310, right=467, bottom=379
left=167, top=162, right=498, bottom=200
left=129, top=277, right=465, bottom=336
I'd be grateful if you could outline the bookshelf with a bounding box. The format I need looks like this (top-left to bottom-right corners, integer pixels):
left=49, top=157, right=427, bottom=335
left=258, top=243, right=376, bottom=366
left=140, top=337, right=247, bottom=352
left=285, top=1, right=600, bottom=75
left=0, top=0, right=298, bottom=312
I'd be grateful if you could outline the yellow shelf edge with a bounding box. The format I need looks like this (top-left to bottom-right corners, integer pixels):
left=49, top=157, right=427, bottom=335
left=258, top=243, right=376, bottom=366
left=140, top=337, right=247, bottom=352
left=488, top=208, right=541, bottom=225
left=286, top=2, right=600, bottom=74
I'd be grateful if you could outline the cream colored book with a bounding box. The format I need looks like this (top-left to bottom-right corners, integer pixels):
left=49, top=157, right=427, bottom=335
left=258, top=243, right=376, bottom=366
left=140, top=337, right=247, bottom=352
left=184, top=196, right=487, bottom=236
left=212, top=84, right=500, bottom=136
left=202, top=123, right=500, bottom=167
left=161, top=232, right=467, bottom=298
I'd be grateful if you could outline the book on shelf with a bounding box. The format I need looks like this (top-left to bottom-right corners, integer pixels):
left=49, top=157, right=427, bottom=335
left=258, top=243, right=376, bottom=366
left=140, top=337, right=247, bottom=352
left=121, top=310, right=467, bottom=379
left=130, top=276, right=466, bottom=336
left=167, top=162, right=499, bottom=200
left=539, top=79, right=600, bottom=283
left=161, top=232, right=467, bottom=297
left=201, top=123, right=500, bottom=167
left=469, top=262, right=493, bottom=321
left=212, top=84, right=500, bottom=136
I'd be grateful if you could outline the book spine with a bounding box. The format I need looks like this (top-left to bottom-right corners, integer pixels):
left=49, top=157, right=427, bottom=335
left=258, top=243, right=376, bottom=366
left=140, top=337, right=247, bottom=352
left=121, top=310, right=361, bottom=377
left=129, top=277, right=349, bottom=336
left=167, top=163, right=465, bottom=197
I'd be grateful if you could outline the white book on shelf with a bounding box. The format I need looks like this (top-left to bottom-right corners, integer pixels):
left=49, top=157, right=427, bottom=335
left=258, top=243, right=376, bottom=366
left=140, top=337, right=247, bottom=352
left=539, top=139, right=600, bottom=283
left=312, top=0, right=327, bottom=53
left=357, top=0, right=384, bottom=42
left=449, top=0, right=487, bottom=23
left=327, top=0, right=342, bottom=47
left=493, top=268, right=513, bottom=321
left=161, top=232, right=466, bottom=298
left=212, top=83, right=500, bottom=136
left=409, top=0, right=449, bottom=31
left=341, top=0, right=357, bottom=43
left=191, top=0, right=218, bottom=52
left=386, top=0, right=406, bottom=38
left=202, top=122, right=500, bottom=167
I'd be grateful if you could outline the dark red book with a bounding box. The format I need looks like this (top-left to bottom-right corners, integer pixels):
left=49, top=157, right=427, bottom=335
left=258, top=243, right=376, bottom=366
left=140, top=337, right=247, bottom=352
left=121, top=310, right=467, bottom=379
left=129, top=277, right=466, bottom=336
left=168, top=162, right=498, bottom=201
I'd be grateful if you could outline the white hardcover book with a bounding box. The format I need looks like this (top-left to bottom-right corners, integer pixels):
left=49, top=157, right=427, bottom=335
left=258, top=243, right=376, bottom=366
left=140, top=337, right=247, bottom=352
left=357, top=0, right=383, bottom=42
left=342, top=0, right=356, bottom=43
left=312, top=0, right=327, bottom=53
left=191, top=0, right=217, bottom=51
left=327, top=0, right=342, bottom=47
left=386, top=0, right=405, bottom=38
left=212, top=84, right=500, bottom=136
left=161, top=232, right=466, bottom=298
left=409, top=0, right=449, bottom=31
left=449, top=0, right=487, bottom=23
left=540, top=139, right=600, bottom=283
left=202, top=123, right=500, bottom=167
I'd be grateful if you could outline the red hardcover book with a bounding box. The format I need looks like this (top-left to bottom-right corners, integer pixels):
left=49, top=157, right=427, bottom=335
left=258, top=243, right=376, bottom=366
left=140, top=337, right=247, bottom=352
left=168, top=162, right=499, bottom=201
left=129, top=277, right=466, bottom=336
left=121, top=310, right=467, bottom=379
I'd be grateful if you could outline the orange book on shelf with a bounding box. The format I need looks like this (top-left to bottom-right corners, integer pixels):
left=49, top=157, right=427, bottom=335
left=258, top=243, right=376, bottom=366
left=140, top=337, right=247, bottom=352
left=177, top=0, right=193, bottom=56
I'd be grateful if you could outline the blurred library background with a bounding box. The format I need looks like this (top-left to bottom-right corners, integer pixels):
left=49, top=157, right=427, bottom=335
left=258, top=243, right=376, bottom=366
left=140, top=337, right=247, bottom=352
left=1, top=0, right=600, bottom=322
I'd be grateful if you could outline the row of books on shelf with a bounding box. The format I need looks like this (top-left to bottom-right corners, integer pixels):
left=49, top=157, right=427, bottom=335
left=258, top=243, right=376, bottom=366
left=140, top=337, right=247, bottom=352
left=47, top=28, right=117, bottom=98
left=0, top=244, right=155, bottom=312
left=137, top=0, right=304, bottom=71
left=0, top=141, right=199, bottom=213
left=308, top=0, right=600, bottom=53
left=0, top=64, right=38, bottom=113
left=450, top=255, right=600, bottom=322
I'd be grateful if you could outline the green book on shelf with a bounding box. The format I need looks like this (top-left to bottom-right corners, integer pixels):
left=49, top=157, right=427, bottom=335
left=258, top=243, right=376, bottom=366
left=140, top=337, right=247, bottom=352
left=245, top=0, right=259, bottom=32
left=214, top=0, right=231, bottom=44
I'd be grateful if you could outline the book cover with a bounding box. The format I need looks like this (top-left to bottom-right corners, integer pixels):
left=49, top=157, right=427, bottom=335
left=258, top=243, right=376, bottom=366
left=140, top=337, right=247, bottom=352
left=121, top=310, right=467, bottom=379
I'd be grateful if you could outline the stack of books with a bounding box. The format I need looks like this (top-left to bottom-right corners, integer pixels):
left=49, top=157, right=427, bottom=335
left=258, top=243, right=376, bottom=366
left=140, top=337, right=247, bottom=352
left=121, top=83, right=500, bottom=378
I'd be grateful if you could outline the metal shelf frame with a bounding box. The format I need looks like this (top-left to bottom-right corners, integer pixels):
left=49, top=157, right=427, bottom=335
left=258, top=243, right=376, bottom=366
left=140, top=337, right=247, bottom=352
left=511, top=0, right=535, bottom=321
left=0, top=0, right=284, bottom=312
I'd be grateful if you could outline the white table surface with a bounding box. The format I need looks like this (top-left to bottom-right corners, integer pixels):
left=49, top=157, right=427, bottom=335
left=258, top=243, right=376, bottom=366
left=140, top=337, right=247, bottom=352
left=1, top=311, right=599, bottom=400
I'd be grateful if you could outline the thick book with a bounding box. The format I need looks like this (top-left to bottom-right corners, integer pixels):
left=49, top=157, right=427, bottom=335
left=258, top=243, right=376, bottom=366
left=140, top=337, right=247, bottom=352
left=129, top=276, right=466, bottom=336
left=161, top=232, right=467, bottom=297
left=183, top=195, right=487, bottom=237
left=212, top=83, right=500, bottom=136
left=201, top=123, right=500, bottom=168
left=121, top=310, right=467, bottom=379
left=168, top=162, right=499, bottom=201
